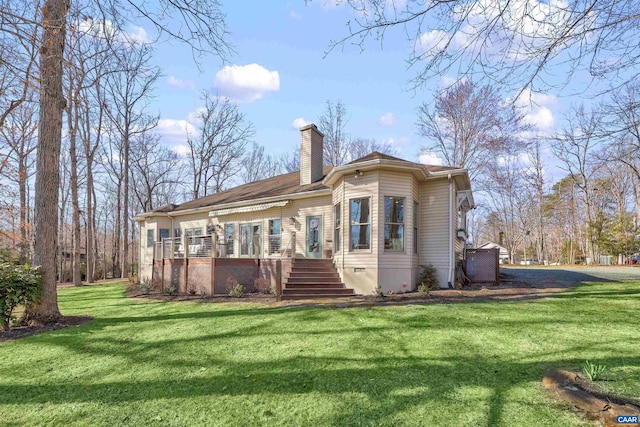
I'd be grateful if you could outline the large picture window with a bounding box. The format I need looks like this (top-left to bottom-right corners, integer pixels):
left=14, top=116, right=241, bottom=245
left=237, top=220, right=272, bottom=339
left=350, top=197, right=370, bottom=250
left=225, top=224, right=234, bottom=255
left=384, top=197, right=405, bottom=251
left=334, top=203, right=341, bottom=253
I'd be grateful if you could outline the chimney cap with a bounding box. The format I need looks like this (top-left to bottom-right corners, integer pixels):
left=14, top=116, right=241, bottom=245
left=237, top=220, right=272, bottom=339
left=299, top=123, right=324, bottom=137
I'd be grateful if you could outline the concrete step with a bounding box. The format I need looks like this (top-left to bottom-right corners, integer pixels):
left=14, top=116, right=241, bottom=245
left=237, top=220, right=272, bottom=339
left=284, top=282, right=345, bottom=289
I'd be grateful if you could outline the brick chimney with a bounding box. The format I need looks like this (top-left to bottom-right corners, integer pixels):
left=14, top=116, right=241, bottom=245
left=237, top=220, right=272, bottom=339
left=300, top=124, right=324, bottom=185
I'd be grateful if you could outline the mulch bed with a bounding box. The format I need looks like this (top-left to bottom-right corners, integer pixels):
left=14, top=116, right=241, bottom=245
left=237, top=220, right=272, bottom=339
left=0, top=315, right=93, bottom=343
left=543, top=369, right=640, bottom=426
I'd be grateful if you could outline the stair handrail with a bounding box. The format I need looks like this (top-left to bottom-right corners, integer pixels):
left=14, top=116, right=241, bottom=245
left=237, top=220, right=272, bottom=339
left=280, top=231, right=296, bottom=258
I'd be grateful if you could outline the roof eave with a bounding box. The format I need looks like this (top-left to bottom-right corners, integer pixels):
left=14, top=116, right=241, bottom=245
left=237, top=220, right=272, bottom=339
left=323, top=159, right=430, bottom=186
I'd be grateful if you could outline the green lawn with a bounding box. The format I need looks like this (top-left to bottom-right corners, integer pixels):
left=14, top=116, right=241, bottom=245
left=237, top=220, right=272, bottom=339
left=0, top=281, right=638, bottom=426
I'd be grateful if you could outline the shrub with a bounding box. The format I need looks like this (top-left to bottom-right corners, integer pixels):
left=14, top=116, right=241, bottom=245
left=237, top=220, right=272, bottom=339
left=269, top=283, right=277, bottom=296
left=373, top=283, right=383, bottom=297
left=417, top=284, right=429, bottom=294
left=254, top=278, right=270, bottom=294
left=583, top=360, right=607, bottom=381
left=139, top=276, right=152, bottom=295
left=0, top=263, right=42, bottom=330
left=186, top=280, right=197, bottom=296
left=419, top=264, right=439, bottom=290
left=163, top=281, right=177, bottom=296
left=229, top=283, right=245, bottom=298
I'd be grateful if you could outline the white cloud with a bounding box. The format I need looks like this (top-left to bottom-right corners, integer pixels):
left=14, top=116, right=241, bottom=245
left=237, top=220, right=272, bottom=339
left=74, top=19, right=150, bottom=46
left=126, top=25, right=151, bottom=44
left=378, top=112, right=397, bottom=126
left=167, top=76, right=195, bottom=90
left=526, top=106, right=555, bottom=131
left=156, top=119, right=196, bottom=147
left=171, top=144, right=191, bottom=157
left=213, top=63, right=280, bottom=104
left=415, top=30, right=449, bottom=54
left=515, top=88, right=558, bottom=133
left=419, top=151, right=443, bottom=166
left=287, top=3, right=302, bottom=19
left=291, top=117, right=311, bottom=129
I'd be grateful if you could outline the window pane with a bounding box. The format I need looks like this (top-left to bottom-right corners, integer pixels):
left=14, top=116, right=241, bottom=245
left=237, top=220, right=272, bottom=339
left=351, top=224, right=370, bottom=250
left=269, top=219, right=281, bottom=235
left=225, top=224, right=234, bottom=255
left=384, top=224, right=404, bottom=250
left=159, top=229, right=170, bottom=240
left=146, top=229, right=154, bottom=248
left=350, top=198, right=370, bottom=224
left=240, top=225, right=249, bottom=255
left=385, top=197, right=404, bottom=223
left=335, top=203, right=341, bottom=227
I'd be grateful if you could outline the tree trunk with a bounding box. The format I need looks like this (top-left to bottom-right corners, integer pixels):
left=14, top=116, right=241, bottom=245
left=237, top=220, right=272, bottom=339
left=18, top=156, right=28, bottom=264
left=86, top=160, right=94, bottom=282
left=122, top=131, right=129, bottom=278
left=68, top=85, right=82, bottom=286
left=27, top=0, right=69, bottom=324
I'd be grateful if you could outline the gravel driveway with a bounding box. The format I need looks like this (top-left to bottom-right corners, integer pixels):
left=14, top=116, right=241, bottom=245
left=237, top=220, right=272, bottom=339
left=501, top=265, right=640, bottom=288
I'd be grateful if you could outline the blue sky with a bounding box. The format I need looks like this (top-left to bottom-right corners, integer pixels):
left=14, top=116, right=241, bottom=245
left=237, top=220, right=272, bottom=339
left=137, top=1, right=575, bottom=183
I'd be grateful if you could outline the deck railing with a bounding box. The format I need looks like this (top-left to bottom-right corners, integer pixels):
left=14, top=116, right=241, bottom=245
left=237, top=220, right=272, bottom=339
left=154, top=235, right=216, bottom=259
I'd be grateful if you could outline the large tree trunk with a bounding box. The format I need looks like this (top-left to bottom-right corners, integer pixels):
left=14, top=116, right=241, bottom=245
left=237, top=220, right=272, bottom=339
left=27, top=0, right=69, bottom=324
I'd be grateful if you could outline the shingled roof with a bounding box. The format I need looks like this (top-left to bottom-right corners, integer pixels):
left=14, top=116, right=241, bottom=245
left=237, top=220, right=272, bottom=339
left=348, top=151, right=462, bottom=173
left=146, top=153, right=464, bottom=215
left=150, top=166, right=333, bottom=214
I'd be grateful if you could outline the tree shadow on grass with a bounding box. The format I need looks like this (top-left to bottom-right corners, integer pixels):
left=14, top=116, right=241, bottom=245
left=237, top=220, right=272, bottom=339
left=1, top=352, right=639, bottom=426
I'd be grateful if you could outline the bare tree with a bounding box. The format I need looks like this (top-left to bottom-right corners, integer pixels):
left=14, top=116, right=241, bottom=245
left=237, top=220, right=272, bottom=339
left=525, top=140, right=547, bottom=263
left=278, top=147, right=300, bottom=173
left=349, top=137, right=396, bottom=160
left=0, top=101, right=38, bottom=263
left=103, top=41, right=160, bottom=279
left=130, top=130, right=183, bottom=212
left=240, top=142, right=282, bottom=184
left=484, top=155, right=530, bottom=263
left=319, top=100, right=350, bottom=166
left=552, top=105, right=602, bottom=263
left=187, top=92, right=253, bottom=198
left=326, top=0, right=640, bottom=93
left=0, top=0, right=38, bottom=130
left=19, top=0, right=233, bottom=325
left=417, top=80, right=527, bottom=183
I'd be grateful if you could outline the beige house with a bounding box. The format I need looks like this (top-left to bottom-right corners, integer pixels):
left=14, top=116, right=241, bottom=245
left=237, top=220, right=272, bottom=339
left=136, top=124, right=474, bottom=297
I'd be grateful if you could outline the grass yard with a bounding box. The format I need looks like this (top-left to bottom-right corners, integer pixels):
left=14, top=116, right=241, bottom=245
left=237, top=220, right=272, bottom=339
left=0, top=281, right=639, bottom=426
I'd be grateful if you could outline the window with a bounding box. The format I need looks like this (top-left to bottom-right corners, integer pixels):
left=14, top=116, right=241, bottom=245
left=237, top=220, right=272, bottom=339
left=174, top=228, right=182, bottom=238
left=240, top=224, right=250, bottom=256
left=384, top=197, right=405, bottom=251
left=225, top=224, right=234, bottom=255
left=159, top=229, right=170, bottom=241
left=185, top=227, right=202, bottom=237
left=350, top=197, right=370, bottom=250
left=268, top=219, right=282, bottom=255
left=146, top=229, right=154, bottom=248
left=413, top=202, right=419, bottom=254
left=334, top=203, right=341, bottom=253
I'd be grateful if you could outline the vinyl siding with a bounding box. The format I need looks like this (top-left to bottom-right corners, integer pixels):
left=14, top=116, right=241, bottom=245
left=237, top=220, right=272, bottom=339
left=336, top=171, right=379, bottom=295
left=419, top=178, right=452, bottom=287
